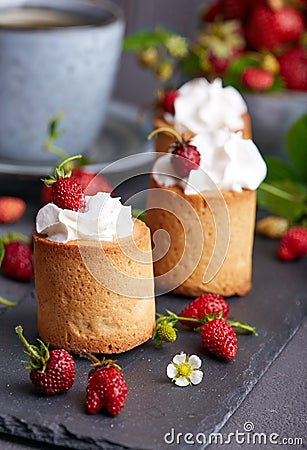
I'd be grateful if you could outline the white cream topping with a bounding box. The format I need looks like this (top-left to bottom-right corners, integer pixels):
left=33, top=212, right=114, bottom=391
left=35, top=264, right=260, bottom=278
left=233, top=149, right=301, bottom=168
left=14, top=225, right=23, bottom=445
left=152, top=129, right=267, bottom=194
left=164, top=78, right=247, bottom=133
left=36, top=192, right=134, bottom=243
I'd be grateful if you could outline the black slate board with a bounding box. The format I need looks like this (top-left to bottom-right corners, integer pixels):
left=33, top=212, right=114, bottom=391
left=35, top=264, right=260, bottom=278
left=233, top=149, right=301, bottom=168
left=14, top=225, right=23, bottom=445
left=0, top=237, right=306, bottom=450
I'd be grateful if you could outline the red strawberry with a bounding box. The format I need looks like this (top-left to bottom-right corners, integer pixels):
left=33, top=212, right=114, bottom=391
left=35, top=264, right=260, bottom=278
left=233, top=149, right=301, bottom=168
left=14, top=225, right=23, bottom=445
left=41, top=168, right=112, bottom=205
left=241, top=67, right=274, bottom=91
left=1, top=241, right=33, bottom=281
left=0, top=197, right=26, bottom=224
left=85, top=357, right=128, bottom=416
left=200, top=318, right=237, bottom=360
left=179, top=293, right=229, bottom=328
left=15, top=326, right=75, bottom=395
left=278, top=47, right=307, bottom=91
left=221, top=0, right=248, bottom=20
left=148, top=127, right=201, bottom=178
left=273, top=5, right=305, bottom=44
left=278, top=226, right=307, bottom=261
left=51, top=178, right=85, bottom=211
left=209, top=48, right=243, bottom=76
left=161, top=90, right=179, bottom=115
left=43, top=155, right=85, bottom=212
left=171, top=138, right=201, bottom=178
left=247, top=4, right=305, bottom=51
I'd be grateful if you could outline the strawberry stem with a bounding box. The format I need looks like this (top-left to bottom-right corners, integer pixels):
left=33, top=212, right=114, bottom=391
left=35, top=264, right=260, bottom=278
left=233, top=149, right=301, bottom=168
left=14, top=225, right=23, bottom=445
left=227, top=320, right=256, bottom=335
left=153, top=309, right=256, bottom=345
left=80, top=350, right=101, bottom=364
left=259, top=182, right=305, bottom=205
left=147, top=127, right=183, bottom=144
left=80, top=351, right=121, bottom=371
left=15, top=326, right=49, bottom=372
left=0, top=296, right=16, bottom=307
left=57, top=154, right=83, bottom=172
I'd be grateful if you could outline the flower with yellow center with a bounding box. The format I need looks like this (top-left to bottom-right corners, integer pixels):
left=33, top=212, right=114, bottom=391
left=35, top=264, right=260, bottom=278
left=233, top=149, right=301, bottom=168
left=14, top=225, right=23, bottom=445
left=166, top=353, right=203, bottom=387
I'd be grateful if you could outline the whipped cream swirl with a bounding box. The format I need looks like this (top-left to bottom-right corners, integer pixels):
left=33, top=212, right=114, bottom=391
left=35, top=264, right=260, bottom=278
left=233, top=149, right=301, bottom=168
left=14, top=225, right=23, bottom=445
left=36, top=192, right=133, bottom=243
left=165, top=78, right=247, bottom=133
left=153, top=129, right=267, bottom=194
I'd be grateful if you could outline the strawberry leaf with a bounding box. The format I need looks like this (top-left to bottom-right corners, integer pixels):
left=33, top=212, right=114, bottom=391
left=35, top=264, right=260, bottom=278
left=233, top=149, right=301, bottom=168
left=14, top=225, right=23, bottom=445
left=257, top=180, right=307, bottom=223
left=223, top=54, right=258, bottom=90
left=264, top=156, right=300, bottom=182
left=286, top=114, right=307, bottom=182
left=123, top=28, right=174, bottom=51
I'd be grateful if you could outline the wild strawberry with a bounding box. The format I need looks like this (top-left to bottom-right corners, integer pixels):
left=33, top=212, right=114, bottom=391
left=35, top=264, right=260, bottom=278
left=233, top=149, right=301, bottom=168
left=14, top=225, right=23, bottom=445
left=171, top=139, right=201, bottom=178
left=43, top=155, right=85, bottom=211
left=161, top=90, right=179, bottom=115
left=273, top=5, right=305, bottom=44
left=278, top=47, right=307, bottom=91
left=15, top=326, right=75, bottom=395
left=84, top=354, right=127, bottom=416
left=41, top=167, right=112, bottom=205
left=152, top=309, right=255, bottom=346
left=200, top=317, right=237, bottom=360
left=179, top=293, right=229, bottom=328
left=154, top=59, right=173, bottom=82
left=0, top=197, right=26, bottom=224
left=246, top=4, right=305, bottom=51
left=220, top=0, right=248, bottom=21
left=137, top=47, right=158, bottom=68
left=256, top=216, right=288, bottom=239
left=147, top=127, right=201, bottom=177
left=51, top=178, right=85, bottom=211
left=241, top=67, right=274, bottom=91
left=156, top=324, right=177, bottom=343
left=209, top=48, right=243, bottom=76
left=1, top=240, right=33, bottom=281
left=278, top=226, right=307, bottom=261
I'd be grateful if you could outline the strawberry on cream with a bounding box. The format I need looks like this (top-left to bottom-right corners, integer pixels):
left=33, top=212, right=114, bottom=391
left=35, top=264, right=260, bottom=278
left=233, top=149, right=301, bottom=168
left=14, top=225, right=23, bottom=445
left=152, top=129, right=267, bottom=194
left=36, top=192, right=133, bottom=243
left=164, top=78, right=248, bottom=134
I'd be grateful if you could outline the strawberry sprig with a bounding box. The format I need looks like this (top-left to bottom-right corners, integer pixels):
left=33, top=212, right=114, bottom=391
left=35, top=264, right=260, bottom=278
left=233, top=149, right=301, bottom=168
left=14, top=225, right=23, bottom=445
left=42, top=155, right=86, bottom=212
left=43, top=154, right=83, bottom=186
left=147, top=127, right=201, bottom=177
left=153, top=309, right=256, bottom=347
left=15, top=326, right=75, bottom=395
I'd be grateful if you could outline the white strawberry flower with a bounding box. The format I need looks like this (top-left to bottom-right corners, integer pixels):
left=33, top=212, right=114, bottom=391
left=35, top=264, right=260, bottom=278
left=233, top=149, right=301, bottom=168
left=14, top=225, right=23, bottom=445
left=166, top=353, right=203, bottom=387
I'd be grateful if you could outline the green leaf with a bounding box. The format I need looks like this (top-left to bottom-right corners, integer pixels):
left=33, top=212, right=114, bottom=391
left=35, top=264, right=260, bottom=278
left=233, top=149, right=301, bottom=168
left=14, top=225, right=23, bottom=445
left=286, top=114, right=307, bottom=182
left=264, top=156, right=299, bottom=182
left=223, top=54, right=258, bottom=90
left=180, top=51, right=203, bottom=77
left=123, top=28, right=174, bottom=52
left=224, top=54, right=284, bottom=92
left=132, top=209, right=146, bottom=222
left=257, top=180, right=307, bottom=223
left=2, top=232, right=30, bottom=245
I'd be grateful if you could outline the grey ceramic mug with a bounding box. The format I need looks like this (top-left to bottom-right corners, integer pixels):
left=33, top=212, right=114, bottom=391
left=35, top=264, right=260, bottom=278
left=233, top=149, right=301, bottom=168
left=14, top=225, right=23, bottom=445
left=0, top=0, right=124, bottom=163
